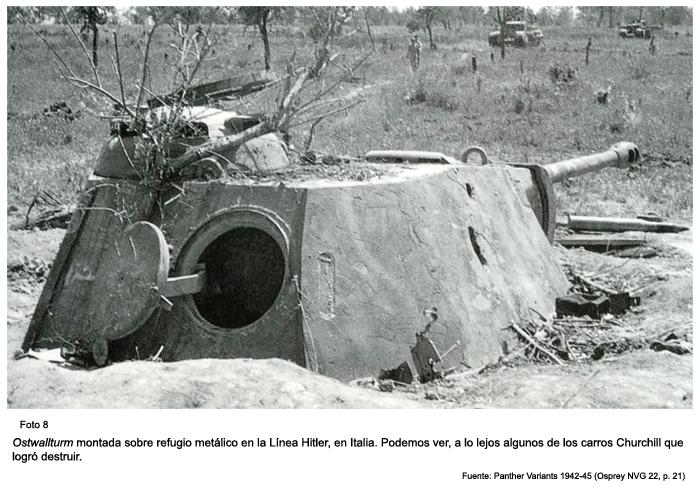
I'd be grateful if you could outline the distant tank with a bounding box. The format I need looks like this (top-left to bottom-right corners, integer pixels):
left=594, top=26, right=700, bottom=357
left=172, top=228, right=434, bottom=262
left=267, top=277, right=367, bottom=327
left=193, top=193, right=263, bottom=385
left=488, top=20, right=544, bottom=48
left=618, top=20, right=657, bottom=39
left=21, top=92, right=641, bottom=380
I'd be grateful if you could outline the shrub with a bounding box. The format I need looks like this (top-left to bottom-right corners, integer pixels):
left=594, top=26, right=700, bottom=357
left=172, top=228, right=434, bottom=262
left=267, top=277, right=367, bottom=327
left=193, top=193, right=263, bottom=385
left=548, top=62, right=577, bottom=84
left=404, top=66, right=463, bottom=112
left=506, top=76, right=560, bottom=114
left=406, top=19, right=421, bottom=33
left=405, top=79, right=427, bottom=105
left=513, top=98, right=526, bottom=114
left=451, top=63, right=469, bottom=76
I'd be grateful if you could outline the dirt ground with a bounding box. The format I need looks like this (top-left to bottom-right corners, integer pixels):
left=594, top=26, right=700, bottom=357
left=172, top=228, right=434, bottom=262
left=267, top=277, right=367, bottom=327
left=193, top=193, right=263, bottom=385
left=6, top=225, right=692, bottom=409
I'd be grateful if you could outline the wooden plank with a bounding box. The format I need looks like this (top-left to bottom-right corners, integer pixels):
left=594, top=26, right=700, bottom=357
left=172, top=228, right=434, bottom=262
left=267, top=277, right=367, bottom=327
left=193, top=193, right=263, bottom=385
left=556, top=235, right=646, bottom=249
left=511, top=322, right=564, bottom=365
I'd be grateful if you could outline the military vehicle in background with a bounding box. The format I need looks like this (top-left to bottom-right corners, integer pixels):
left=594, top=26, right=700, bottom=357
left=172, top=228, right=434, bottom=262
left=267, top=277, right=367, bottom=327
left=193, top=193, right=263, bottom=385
left=488, top=21, right=544, bottom=48
left=618, top=20, right=657, bottom=39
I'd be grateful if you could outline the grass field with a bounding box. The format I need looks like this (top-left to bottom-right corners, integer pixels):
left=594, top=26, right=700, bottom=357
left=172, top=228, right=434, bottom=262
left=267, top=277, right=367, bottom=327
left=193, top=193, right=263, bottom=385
left=6, top=22, right=693, bottom=221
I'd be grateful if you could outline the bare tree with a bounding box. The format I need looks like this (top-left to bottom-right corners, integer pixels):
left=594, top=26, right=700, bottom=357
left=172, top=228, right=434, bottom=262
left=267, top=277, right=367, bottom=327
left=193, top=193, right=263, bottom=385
left=490, top=7, right=524, bottom=60
left=307, top=7, right=342, bottom=78
left=416, top=7, right=444, bottom=49
left=75, top=7, right=109, bottom=67
left=239, top=7, right=278, bottom=71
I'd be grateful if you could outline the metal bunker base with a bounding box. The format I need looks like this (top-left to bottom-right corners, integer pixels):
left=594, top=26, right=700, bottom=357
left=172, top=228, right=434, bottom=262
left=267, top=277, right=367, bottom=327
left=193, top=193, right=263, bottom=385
left=24, top=163, right=568, bottom=381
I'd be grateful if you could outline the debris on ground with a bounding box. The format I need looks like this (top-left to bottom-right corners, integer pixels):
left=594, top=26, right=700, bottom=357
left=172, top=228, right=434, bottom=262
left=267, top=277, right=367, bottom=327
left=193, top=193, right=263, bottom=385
left=562, top=261, right=669, bottom=297
left=556, top=294, right=611, bottom=319
left=557, top=213, right=689, bottom=256
left=493, top=259, right=671, bottom=364
left=608, top=291, right=641, bottom=314
left=504, top=263, right=691, bottom=365
left=556, top=290, right=640, bottom=318
left=349, top=375, right=414, bottom=394
left=556, top=234, right=647, bottom=251
left=14, top=346, right=100, bottom=370
left=611, top=246, right=659, bottom=259
left=507, top=313, right=692, bottom=365
left=15, top=348, right=65, bottom=364
left=378, top=361, right=413, bottom=384
left=650, top=340, right=692, bottom=355
left=7, top=255, right=50, bottom=284
left=649, top=329, right=693, bottom=355
left=42, top=101, right=81, bottom=122
left=409, top=308, right=461, bottom=383
left=356, top=308, right=461, bottom=390
left=59, top=340, right=100, bottom=368
left=556, top=263, right=642, bottom=319
left=23, top=205, right=74, bottom=230
left=18, top=189, right=72, bottom=231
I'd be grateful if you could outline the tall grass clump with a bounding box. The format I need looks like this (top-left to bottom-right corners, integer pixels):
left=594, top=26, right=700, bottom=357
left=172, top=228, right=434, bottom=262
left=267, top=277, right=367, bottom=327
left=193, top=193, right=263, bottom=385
left=627, top=57, right=652, bottom=80
left=499, top=74, right=563, bottom=115
left=404, top=64, right=485, bottom=113
left=408, top=66, right=461, bottom=112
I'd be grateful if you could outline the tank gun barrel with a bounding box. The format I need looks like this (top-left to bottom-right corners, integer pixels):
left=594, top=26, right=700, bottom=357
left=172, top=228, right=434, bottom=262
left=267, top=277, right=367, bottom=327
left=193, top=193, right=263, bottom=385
left=544, top=142, right=641, bottom=183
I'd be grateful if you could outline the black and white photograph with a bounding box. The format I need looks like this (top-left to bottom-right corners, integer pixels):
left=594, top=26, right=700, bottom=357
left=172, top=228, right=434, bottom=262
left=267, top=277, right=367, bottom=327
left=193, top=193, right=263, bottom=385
left=5, top=4, right=693, bottom=412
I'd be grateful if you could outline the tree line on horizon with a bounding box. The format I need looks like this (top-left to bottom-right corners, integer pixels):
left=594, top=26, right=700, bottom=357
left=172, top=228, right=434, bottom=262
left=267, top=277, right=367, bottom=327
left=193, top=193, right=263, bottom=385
left=8, top=6, right=692, bottom=73
left=8, top=6, right=692, bottom=28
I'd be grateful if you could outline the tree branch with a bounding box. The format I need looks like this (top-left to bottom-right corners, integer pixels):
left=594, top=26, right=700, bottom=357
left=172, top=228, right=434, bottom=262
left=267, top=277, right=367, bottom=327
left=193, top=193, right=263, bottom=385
left=60, top=7, right=101, bottom=87
left=20, top=15, right=77, bottom=79
left=363, top=8, right=376, bottom=49
left=63, top=74, right=130, bottom=110
left=111, top=31, right=135, bottom=118
left=289, top=98, right=364, bottom=128
left=298, top=48, right=374, bottom=112
left=168, top=120, right=273, bottom=171
left=135, top=22, right=158, bottom=112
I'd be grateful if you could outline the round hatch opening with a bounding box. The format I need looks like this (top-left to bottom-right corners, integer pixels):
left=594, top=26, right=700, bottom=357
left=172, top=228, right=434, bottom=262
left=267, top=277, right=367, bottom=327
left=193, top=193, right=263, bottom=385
left=177, top=209, right=289, bottom=330
left=193, top=227, right=285, bottom=329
